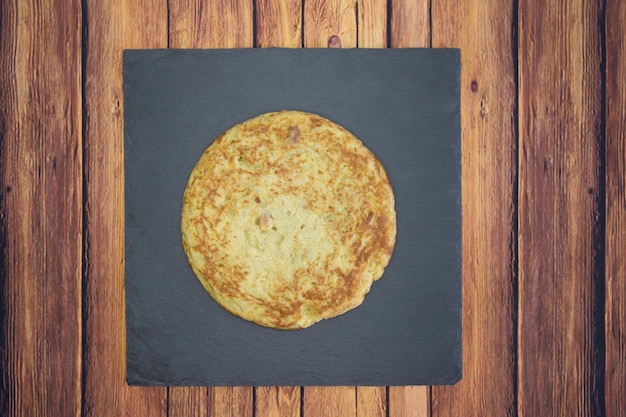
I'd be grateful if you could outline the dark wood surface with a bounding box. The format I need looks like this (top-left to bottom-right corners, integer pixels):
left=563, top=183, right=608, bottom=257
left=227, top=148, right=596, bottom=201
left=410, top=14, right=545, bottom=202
left=1, top=0, right=624, bottom=416
left=518, top=1, right=605, bottom=415
left=606, top=1, right=626, bottom=416
left=431, top=1, right=517, bottom=416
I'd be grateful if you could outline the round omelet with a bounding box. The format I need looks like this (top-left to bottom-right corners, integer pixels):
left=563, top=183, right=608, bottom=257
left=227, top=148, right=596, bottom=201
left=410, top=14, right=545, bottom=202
left=181, top=110, right=396, bottom=329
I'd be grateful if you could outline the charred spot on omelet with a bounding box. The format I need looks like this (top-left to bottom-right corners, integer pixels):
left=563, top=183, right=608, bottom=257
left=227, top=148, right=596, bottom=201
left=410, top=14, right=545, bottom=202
left=181, top=110, right=396, bottom=329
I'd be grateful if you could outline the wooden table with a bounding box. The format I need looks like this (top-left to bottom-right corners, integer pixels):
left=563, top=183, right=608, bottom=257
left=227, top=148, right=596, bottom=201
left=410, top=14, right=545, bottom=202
left=1, top=0, right=624, bottom=416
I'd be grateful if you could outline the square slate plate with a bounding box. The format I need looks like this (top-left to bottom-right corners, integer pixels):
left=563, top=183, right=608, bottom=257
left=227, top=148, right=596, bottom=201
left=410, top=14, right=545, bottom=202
left=124, top=48, right=461, bottom=386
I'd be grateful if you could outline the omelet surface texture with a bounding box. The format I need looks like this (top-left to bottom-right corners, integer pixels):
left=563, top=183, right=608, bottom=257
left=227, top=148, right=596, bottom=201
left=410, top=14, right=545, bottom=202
left=181, top=111, right=396, bottom=329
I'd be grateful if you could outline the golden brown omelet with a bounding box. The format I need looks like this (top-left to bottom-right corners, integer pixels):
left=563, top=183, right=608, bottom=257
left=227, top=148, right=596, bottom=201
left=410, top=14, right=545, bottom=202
left=181, top=111, right=396, bottom=329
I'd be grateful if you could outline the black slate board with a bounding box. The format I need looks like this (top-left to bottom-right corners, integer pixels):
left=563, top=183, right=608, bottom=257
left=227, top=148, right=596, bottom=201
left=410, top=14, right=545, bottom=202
left=124, top=48, right=461, bottom=386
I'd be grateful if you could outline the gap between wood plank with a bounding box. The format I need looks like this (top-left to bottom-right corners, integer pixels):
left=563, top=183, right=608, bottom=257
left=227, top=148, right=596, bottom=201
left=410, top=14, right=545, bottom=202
left=80, top=0, right=89, bottom=415
left=301, top=0, right=306, bottom=47
left=605, top=1, right=626, bottom=415
left=252, top=0, right=258, bottom=48
left=596, top=0, right=608, bottom=414
left=512, top=0, right=520, bottom=415
left=0, top=1, right=13, bottom=415
left=166, top=0, right=171, bottom=409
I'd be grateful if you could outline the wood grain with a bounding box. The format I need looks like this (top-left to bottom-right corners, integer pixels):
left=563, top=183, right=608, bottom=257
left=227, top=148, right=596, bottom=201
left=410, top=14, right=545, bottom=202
left=355, top=4, right=387, bottom=411
left=255, top=1, right=304, bottom=412
left=356, top=387, right=386, bottom=417
left=388, top=1, right=431, bottom=415
left=169, top=387, right=208, bottom=417
left=431, top=1, right=518, bottom=417
left=167, top=2, right=209, bottom=413
left=0, top=0, right=12, bottom=408
left=253, top=1, right=303, bottom=413
left=389, top=0, right=429, bottom=48
left=301, top=1, right=358, bottom=414
left=208, top=387, right=253, bottom=417
left=168, top=1, right=254, bottom=416
left=606, top=0, right=626, bottom=415
left=357, top=0, right=386, bottom=47
left=253, top=0, right=304, bottom=412
left=169, top=0, right=253, bottom=48
left=518, top=0, right=604, bottom=416
left=304, top=386, right=356, bottom=417
left=82, top=0, right=167, bottom=416
left=389, top=386, right=428, bottom=417
left=255, top=386, right=300, bottom=417
left=0, top=0, right=83, bottom=415
left=256, top=0, right=302, bottom=47
left=304, top=0, right=357, bottom=48
left=253, top=0, right=305, bottom=411
left=0, top=1, right=621, bottom=416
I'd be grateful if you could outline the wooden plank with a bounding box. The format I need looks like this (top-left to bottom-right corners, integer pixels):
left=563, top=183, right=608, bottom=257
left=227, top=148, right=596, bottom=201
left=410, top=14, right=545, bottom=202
left=518, top=0, right=604, bottom=416
left=208, top=387, right=253, bottom=417
left=388, top=1, right=430, bottom=415
left=167, top=1, right=254, bottom=416
left=171, top=387, right=253, bottom=417
left=357, top=0, right=386, bottom=47
left=253, top=2, right=303, bottom=413
left=430, top=1, right=517, bottom=417
left=304, top=386, right=356, bottom=417
left=389, top=0, right=429, bottom=48
left=0, top=0, right=12, bottom=409
left=0, top=0, right=83, bottom=416
left=168, top=387, right=209, bottom=417
left=302, top=1, right=357, bottom=413
left=82, top=0, right=168, bottom=416
left=355, top=2, right=387, bottom=414
left=167, top=0, right=209, bottom=411
left=255, top=386, right=301, bottom=417
left=304, top=0, right=357, bottom=48
left=256, top=0, right=302, bottom=47
left=606, top=0, right=626, bottom=415
left=169, top=0, right=253, bottom=48
left=389, top=386, right=428, bottom=417
left=357, top=387, right=386, bottom=417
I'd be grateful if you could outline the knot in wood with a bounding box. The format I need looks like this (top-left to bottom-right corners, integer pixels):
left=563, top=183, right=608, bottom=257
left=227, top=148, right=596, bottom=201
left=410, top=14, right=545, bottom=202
left=327, top=35, right=342, bottom=48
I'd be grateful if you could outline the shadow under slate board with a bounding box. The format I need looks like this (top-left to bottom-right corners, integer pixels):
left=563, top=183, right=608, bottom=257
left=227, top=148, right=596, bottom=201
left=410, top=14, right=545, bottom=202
left=123, top=48, right=461, bottom=386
